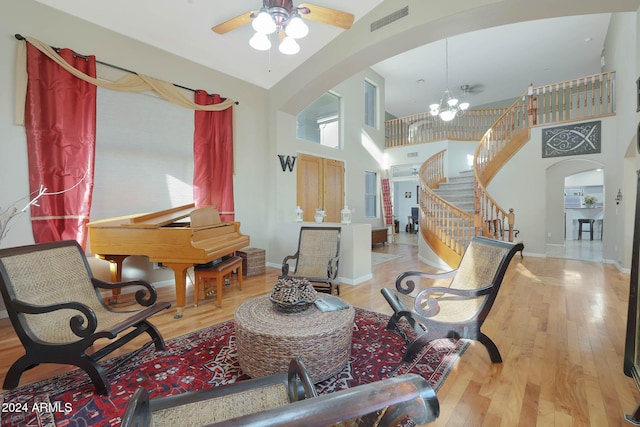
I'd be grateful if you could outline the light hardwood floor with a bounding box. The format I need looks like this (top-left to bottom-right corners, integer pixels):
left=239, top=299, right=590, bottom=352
left=0, top=241, right=637, bottom=426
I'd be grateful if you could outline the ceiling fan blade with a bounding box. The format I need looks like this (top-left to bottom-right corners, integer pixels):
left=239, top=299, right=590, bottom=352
left=298, top=3, right=354, bottom=30
left=212, top=10, right=257, bottom=34
left=461, top=84, right=485, bottom=94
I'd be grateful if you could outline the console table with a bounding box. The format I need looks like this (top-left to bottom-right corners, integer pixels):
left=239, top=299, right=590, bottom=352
left=372, top=227, right=388, bottom=247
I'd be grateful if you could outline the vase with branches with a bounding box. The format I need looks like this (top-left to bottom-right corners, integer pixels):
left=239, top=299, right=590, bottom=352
left=0, top=185, right=49, bottom=244
left=0, top=171, right=89, bottom=245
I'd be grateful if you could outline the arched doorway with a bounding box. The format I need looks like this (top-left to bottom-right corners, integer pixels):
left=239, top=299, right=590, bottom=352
left=545, top=159, right=604, bottom=261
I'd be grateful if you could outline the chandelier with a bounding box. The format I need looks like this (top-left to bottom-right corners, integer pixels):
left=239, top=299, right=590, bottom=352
left=249, top=4, right=309, bottom=55
left=429, top=39, right=470, bottom=122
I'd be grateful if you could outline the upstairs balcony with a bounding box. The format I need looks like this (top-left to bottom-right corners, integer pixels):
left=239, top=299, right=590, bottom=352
left=386, top=71, right=615, bottom=148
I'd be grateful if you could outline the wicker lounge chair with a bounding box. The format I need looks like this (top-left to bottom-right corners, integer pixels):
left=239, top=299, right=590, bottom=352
left=121, top=358, right=440, bottom=427
left=381, top=236, right=524, bottom=364
left=0, top=240, right=171, bottom=395
left=281, top=226, right=341, bottom=295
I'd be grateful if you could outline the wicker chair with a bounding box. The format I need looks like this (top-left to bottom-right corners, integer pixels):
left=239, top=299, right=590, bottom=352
left=0, top=240, right=171, bottom=396
left=381, top=236, right=524, bottom=364
left=121, top=358, right=440, bottom=427
left=281, top=227, right=341, bottom=295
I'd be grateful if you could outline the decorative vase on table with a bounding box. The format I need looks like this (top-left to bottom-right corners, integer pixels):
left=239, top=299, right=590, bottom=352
left=584, top=195, right=597, bottom=208
left=341, top=205, right=351, bottom=224
left=314, top=209, right=325, bottom=223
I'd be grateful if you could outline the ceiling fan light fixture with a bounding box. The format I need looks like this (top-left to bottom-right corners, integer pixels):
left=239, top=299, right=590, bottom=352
left=279, top=36, right=300, bottom=55
left=249, top=31, right=272, bottom=51
left=285, top=14, right=309, bottom=39
left=213, top=2, right=354, bottom=58
left=252, top=10, right=277, bottom=34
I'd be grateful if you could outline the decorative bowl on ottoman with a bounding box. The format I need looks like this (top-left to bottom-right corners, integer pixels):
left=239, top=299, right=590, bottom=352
left=270, top=277, right=317, bottom=313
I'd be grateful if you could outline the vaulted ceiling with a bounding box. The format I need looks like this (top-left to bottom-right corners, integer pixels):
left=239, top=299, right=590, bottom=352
left=33, top=1, right=637, bottom=118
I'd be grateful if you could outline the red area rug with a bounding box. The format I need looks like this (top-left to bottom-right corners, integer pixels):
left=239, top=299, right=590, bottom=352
left=0, top=308, right=467, bottom=427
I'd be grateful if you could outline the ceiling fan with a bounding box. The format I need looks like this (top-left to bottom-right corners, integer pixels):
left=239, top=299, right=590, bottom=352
left=460, top=84, right=484, bottom=96
left=212, top=1, right=355, bottom=35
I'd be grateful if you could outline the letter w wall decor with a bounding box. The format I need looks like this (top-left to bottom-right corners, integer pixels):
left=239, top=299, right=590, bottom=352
left=278, top=155, right=297, bottom=172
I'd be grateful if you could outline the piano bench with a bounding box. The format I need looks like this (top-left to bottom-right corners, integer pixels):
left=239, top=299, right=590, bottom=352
left=194, top=256, right=243, bottom=308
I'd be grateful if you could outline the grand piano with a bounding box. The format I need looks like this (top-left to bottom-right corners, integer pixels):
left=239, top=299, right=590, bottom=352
left=87, top=204, right=249, bottom=318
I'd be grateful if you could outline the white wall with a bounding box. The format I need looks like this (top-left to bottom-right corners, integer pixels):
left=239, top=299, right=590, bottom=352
left=268, top=68, right=387, bottom=264
left=603, top=11, right=638, bottom=268
left=487, top=118, right=616, bottom=257
left=565, top=170, right=604, bottom=187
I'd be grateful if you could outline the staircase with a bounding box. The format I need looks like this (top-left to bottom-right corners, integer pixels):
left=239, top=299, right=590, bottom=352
left=432, top=170, right=475, bottom=214
left=394, top=71, right=616, bottom=267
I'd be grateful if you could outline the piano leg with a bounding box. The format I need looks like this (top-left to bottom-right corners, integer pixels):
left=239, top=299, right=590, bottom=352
left=96, top=255, right=128, bottom=304
left=163, top=263, right=192, bottom=319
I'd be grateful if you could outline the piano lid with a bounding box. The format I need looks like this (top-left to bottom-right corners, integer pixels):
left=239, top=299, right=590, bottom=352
left=121, top=203, right=196, bottom=228
left=87, top=204, right=227, bottom=231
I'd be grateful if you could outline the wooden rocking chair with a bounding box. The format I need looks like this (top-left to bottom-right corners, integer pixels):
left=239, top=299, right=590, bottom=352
left=381, top=236, right=524, bottom=364
left=0, top=240, right=171, bottom=395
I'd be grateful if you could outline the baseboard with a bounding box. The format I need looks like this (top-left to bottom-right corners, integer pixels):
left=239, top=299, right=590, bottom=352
left=0, top=309, right=7, bottom=319
left=338, top=274, right=373, bottom=286
left=522, top=251, right=546, bottom=258
left=611, top=259, right=631, bottom=274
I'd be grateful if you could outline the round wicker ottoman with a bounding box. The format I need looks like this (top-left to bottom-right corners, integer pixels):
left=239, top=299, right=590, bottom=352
left=234, top=295, right=355, bottom=383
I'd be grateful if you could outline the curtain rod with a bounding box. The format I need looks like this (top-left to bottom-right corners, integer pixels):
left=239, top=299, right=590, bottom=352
left=14, top=33, right=239, bottom=105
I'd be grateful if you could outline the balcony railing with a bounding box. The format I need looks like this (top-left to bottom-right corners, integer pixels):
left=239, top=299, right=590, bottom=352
left=385, top=108, right=507, bottom=148
left=530, top=72, right=616, bottom=126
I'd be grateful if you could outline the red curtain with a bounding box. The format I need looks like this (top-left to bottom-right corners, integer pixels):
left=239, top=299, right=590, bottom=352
left=24, top=43, right=97, bottom=248
left=193, top=91, right=234, bottom=222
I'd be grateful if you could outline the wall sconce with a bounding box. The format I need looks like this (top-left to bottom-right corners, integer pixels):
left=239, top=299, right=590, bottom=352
left=616, top=189, right=623, bottom=205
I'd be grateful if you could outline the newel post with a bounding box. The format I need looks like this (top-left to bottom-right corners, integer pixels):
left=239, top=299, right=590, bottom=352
left=507, top=208, right=515, bottom=242
left=473, top=184, right=483, bottom=237
left=527, top=83, right=537, bottom=126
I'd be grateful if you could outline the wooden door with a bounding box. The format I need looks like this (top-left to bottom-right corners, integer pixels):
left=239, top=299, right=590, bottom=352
left=296, top=153, right=344, bottom=222
left=323, top=159, right=344, bottom=222
left=297, top=154, right=323, bottom=222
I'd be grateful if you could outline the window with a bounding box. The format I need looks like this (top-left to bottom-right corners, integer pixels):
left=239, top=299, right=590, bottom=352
left=365, top=171, right=377, bottom=217
left=296, top=92, right=340, bottom=148
left=364, top=80, right=377, bottom=128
